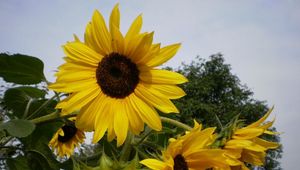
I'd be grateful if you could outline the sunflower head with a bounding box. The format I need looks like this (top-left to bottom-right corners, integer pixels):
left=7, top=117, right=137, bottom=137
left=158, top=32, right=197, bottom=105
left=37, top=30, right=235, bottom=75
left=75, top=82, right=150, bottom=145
left=49, top=120, right=85, bottom=157
left=140, top=121, right=232, bottom=170
left=222, top=107, right=280, bottom=168
left=49, top=4, right=187, bottom=146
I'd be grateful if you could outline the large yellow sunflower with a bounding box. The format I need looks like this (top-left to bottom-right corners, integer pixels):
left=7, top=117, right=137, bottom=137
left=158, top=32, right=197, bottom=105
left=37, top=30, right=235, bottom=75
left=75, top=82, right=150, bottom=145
left=49, top=120, right=85, bottom=157
left=49, top=4, right=187, bottom=146
left=140, top=121, right=233, bottom=170
left=222, top=107, right=280, bottom=169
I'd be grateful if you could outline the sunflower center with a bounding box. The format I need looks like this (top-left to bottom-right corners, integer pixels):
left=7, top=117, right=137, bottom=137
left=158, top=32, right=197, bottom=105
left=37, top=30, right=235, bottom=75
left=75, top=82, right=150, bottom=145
left=96, top=53, right=139, bottom=98
left=174, top=154, right=188, bottom=170
left=58, top=122, right=77, bottom=143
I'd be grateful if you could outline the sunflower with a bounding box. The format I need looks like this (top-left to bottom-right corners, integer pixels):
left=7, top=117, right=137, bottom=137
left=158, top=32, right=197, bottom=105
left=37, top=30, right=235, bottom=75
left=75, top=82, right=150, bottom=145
left=49, top=4, right=187, bottom=146
left=49, top=120, right=85, bottom=157
left=222, top=107, right=280, bottom=169
left=140, top=121, right=232, bottom=170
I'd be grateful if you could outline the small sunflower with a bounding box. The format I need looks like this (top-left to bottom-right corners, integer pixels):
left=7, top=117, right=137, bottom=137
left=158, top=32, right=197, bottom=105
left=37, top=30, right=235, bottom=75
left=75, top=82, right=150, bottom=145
left=140, top=121, right=232, bottom=170
left=49, top=120, right=85, bottom=157
left=49, top=4, right=187, bottom=146
left=223, top=107, right=280, bottom=169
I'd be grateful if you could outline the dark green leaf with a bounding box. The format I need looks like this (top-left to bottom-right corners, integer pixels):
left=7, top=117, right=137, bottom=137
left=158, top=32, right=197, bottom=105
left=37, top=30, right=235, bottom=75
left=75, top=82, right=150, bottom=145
left=99, top=152, right=113, bottom=170
left=3, top=87, right=47, bottom=118
left=123, top=154, right=140, bottom=170
left=0, top=53, right=44, bottom=84
left=27, top=150, right=54, bottom=170
left=7, top=156, right=31, bottom=170
left=27, top=99, right=57, bottom=119
left=0, top=119, right=35, bottom=137
left=21, top=121, right=65, bottom=169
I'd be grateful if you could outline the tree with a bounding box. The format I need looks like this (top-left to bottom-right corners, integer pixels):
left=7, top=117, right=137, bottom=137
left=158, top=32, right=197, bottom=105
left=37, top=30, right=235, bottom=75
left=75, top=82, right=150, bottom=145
left=172, top=54, right=282, bottom=170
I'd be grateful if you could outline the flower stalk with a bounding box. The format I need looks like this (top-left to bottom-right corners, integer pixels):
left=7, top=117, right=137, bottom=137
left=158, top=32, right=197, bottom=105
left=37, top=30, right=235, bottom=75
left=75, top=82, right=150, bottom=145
left=30, top=111, right=77, bottom=124
left=160, top=116, right=192, bottom=131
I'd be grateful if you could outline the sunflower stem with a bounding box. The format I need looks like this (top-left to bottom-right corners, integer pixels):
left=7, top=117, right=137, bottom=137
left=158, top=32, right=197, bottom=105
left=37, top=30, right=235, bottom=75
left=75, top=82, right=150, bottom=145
left=27, top=95, right=57, bottom=119
left=160, top=116, right=192, bottom=131
left=133, top=146, right=148, bottom=159
left=30, top=111, right=77, bottom=124
left=119, top=132, right=133, bottom=162
left=23, top=98, right=34, bottom=119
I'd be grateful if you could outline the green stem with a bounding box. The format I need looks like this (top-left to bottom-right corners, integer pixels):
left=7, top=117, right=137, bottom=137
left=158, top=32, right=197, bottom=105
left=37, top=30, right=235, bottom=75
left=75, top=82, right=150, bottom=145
left=30, top=111, right=77, bottom=124
left=0, top=136, right=13, bottom=146
left=133, top=146, right=148, bottom=159
left=23, top=98, right=34, bottom=118
left=134, top=128, right=153, bottom=146
left=27, top=95, right=57, bottom=119
left=160, top=116, right=192, bottom=131
left=119, top=132, right=133, bottom=162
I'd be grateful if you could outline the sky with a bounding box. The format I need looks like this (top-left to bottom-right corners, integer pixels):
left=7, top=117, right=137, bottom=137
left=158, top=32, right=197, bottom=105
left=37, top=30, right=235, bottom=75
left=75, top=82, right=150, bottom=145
left=1, top=0, right=300, bottom=169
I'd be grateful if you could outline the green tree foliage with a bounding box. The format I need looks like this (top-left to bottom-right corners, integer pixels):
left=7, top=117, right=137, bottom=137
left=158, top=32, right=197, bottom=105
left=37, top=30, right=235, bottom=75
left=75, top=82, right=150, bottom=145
left=173, top=54, right=282, bottom=170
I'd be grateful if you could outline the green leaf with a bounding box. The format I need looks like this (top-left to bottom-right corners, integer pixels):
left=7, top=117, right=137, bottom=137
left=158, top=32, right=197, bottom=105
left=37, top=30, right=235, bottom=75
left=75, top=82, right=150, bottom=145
left=20, top=121, right=65, bottom=169
left=72, top=159, right=94, bottom=170
left=123, top=154, right=140, bottom=170
left=6, top=156, right=31, bottom=170
left=99, top=152, right=114, bottom=170
left=0, top=119, right=36, bottom=137
left=3, top=87, right=47, bottom=118
left=0, top=53, right=44, bottom=84
left=27, top=99, right=57, bottom=119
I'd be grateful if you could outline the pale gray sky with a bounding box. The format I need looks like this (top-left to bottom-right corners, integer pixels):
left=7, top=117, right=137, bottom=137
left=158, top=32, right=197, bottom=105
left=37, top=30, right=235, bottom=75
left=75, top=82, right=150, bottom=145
left=1, top=0, right=299, bottom=169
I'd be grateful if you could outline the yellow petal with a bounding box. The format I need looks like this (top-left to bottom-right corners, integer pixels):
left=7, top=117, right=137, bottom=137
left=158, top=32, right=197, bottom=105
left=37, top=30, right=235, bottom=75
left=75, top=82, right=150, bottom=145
left=109, top=4, right=120, bottom=33
left=92, top=95, right=113, bottom=143
left=107, top=120, right=116, bottom=142
left=182, top=128, right=216, bottom=155
left=137, top=43, right=161, bottom=64
left=76, top=93, right=104, bottom=131
left=129, top=32, right=154, bottom=62
left=135, top=83, right=179, bottom=113
left=124, top=32, right=147, bottom=59
left=55, top=69, right=95, bottom=82
left=140, top=159, right=168, bottom=170
left=58, top=61, right=96, bottom=71
left=58, top=86, right=100, bottom=114
left=85, top=22, right=107, bottom=55
left=114, top=100, right=129, bottom=146
left=186, top=149, right=230, bottom=170
left=144, top=43, right=181, bottom=67
left=144, top=84, right=186, bottom=99
left=129, top=94, right=162, bottom=131
left=233, top=128, right=264, bottom=139
left=252, top=137, right=279, bottom=149
left=247, top=106, right=274, bottom=128
left=92, top=10, right=112, bottom=54
left=63, top=42, right=102, bottom=66
left=125, top=14, right=142, bottom=41
left=49, top=79, right=97, bottom=93
left=225, top=139, right=266, bottom=152
left=124, top=98, right=144, bottom=135
left=224, top=148, right=242, bottom=159
left=73, top=34, right=80, bottom=42
left=241, top=150, right=265, bottom=166
left=140, top=69, right=188, bottom=85
left=260, top=118, right=275, bottom=131
left=111, top=24, right=125, bottom=54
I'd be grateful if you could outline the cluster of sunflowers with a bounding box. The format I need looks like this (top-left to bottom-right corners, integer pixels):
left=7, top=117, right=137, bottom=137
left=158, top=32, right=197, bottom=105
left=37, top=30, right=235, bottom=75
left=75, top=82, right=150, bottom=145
left=47, top=4, right=279, bottom=170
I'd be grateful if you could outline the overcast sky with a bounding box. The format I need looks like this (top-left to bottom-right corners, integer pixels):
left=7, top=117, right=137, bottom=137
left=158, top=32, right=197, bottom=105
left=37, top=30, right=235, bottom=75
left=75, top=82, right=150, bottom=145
left=1, top=0, right=299, bottom=169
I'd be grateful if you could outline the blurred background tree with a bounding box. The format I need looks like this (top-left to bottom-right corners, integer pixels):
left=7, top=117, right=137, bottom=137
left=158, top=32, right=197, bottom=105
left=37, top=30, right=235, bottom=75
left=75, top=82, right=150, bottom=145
left=172, top=54, right=282, bottom=170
